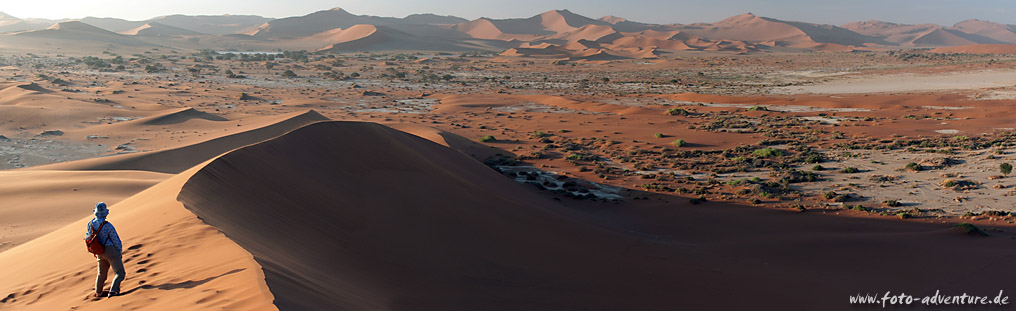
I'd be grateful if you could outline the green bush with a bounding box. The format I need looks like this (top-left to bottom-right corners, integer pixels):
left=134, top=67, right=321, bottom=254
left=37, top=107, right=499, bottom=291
left=952, top=222, right=988, bottom=236
left=883, top=200, right=902, bottom=207
left=812, top=165, right=824, bottom=171
left=905, top=162, right=922, bottom=171
left=690, top=195, right=707, bottom=204
left=665, top=108, right=689, bottom=116
left=673, top=139, right=687, bottom=147
left=1001, top=163, right=1012, bottom=176
left=654, top=133, right=665, bottom=138
left=753, top=148, right=783, bottom=158
left=841, top=167, right=860, bottom=174
left=478, top=135, right=496, bottom=142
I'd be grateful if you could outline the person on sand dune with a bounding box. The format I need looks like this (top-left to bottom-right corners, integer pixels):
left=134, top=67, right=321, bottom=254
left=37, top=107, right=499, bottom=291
left=86, top=202, right=125, bottom=298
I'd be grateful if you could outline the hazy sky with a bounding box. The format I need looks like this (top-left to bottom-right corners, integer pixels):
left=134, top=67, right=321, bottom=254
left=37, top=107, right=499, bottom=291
left=3, top=0, right=1016, bottom=26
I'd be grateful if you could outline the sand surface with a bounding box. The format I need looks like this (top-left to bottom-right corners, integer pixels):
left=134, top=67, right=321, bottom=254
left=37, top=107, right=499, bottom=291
left=4, top=35, right=1016, bottom=310
left=777, top=70, right=1016, bottom=94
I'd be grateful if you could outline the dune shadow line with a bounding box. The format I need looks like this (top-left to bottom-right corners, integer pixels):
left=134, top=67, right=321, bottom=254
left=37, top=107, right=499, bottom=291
left=122, top=268, right=245, bottom=295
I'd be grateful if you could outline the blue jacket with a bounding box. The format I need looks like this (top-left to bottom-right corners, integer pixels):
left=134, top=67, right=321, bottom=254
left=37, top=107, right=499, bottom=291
left=86, top=218, right=122, bottom=254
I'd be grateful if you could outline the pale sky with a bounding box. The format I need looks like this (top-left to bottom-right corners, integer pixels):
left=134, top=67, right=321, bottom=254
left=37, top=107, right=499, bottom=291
left=3, top=0, right=1015, bottom=26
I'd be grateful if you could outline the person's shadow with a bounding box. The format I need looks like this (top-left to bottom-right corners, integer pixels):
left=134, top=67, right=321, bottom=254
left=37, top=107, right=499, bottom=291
left=120, top=268, right=245, bottom=295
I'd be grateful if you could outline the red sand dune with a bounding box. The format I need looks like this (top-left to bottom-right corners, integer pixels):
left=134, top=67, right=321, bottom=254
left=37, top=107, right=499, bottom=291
left=14, top=21, right=152, bottom=46
left=119, top=22, right=203, bottom=36
left=950, top=19, right=1016, bottom=44
left=679, top=13, right=812, bottom=43
left=33, top=110, right=328, bottom=173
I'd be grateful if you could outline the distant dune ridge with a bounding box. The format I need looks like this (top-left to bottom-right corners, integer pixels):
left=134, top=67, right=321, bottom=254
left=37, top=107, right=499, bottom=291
left=119, top=22, right=204, bottom=36
left=5, top=8, right=1016, bottom=57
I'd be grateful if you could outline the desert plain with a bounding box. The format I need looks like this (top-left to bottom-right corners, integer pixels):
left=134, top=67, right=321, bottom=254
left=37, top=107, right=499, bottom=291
left=2, top=7, right=1016, bottom=310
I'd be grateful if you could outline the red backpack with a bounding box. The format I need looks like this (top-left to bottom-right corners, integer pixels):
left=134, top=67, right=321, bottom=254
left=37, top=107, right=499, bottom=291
left=85, top=221, right=107, bottom=255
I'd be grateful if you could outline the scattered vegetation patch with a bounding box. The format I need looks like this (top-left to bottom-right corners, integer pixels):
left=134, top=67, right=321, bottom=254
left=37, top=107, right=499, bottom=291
left=664, top=108, right=690, bottom=116
left=905, top=162, right=922, bottom=172
left=478, top=135, right=496, bottom=142
left=752, top=148, right=784, bottom=158
left=869, top=175, right=899, bottom=183
left=940, top=178, right=979, bottom=191
left=952, top=222, right=988, bottom=236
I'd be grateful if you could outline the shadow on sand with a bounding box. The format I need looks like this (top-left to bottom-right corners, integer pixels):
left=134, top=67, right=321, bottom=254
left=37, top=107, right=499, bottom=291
left=122, top=268, right=245, bottom=295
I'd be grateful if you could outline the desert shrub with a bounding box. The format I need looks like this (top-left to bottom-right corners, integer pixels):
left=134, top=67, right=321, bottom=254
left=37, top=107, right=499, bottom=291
left=841, top=167, right=860, bottom=174
left=897, top=211, right=912, bottom=219
left=665, top=108, right=689, bottom=116
left=654, top=133, right=665, bottom=138
left=690, top=195, right=707, bottom=204
left=753, top=148, right=783, bottom=158
left=804, top=154, right=823, bottom=163
left=531, top=131, right=549, bottom=138
left=952, top=223, right=988, bottom=236
left=1001, top=163, right=1013, bottom=176
left=812, top=165, right=824, bottom=171
left=478, top=135, right=496, bottom=142
left=771, top=169, right=818, bottom=183
left=282, top=70, right=298, bottom=78
left=846, top=204, right=868, bottom=212
left=747, top=105, right=768, bottom=111
left=905, top=162, right=922, bottom=171
left=883, top=200, right=902, bottom=207
left=673, top=139, right=687, bottom=147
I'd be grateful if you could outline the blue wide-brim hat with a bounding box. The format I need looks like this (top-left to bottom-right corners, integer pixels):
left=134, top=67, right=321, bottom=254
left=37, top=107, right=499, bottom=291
left=93, top=202, right=109, bottom=218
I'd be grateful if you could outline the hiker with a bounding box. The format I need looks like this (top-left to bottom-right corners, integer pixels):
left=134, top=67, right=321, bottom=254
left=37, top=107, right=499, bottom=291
left=85, top=202, right=125, bottom=298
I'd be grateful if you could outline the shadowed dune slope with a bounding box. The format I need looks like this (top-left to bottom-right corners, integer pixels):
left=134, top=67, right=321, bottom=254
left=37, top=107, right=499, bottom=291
left=177, top=121, right=683, bottom=310
left=176, top=121, right=1016, bottom=311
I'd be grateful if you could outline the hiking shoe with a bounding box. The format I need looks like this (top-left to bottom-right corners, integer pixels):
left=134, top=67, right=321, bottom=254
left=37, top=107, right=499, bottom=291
left=107, top=291, right=119, bottom=298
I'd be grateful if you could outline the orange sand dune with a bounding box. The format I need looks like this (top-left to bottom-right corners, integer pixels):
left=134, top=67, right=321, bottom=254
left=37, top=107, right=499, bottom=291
left=0, top=162, right=274, bottom=310
left=33, top=110, right=328, bottom=173
left=680, top=13, right=812, bottom=43
left=0, top=82, right=147, bottom=134
left=302, top=24, right=380, bottom=46
left=951, top=19, right=1016, bottom=43
left=0, top=170, right=169, bottom=252
left=14, top=21, right=153, bottom=46
left=119, top=22, right=204, bottom=36
left=548, top=24, right=622, bottom=42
